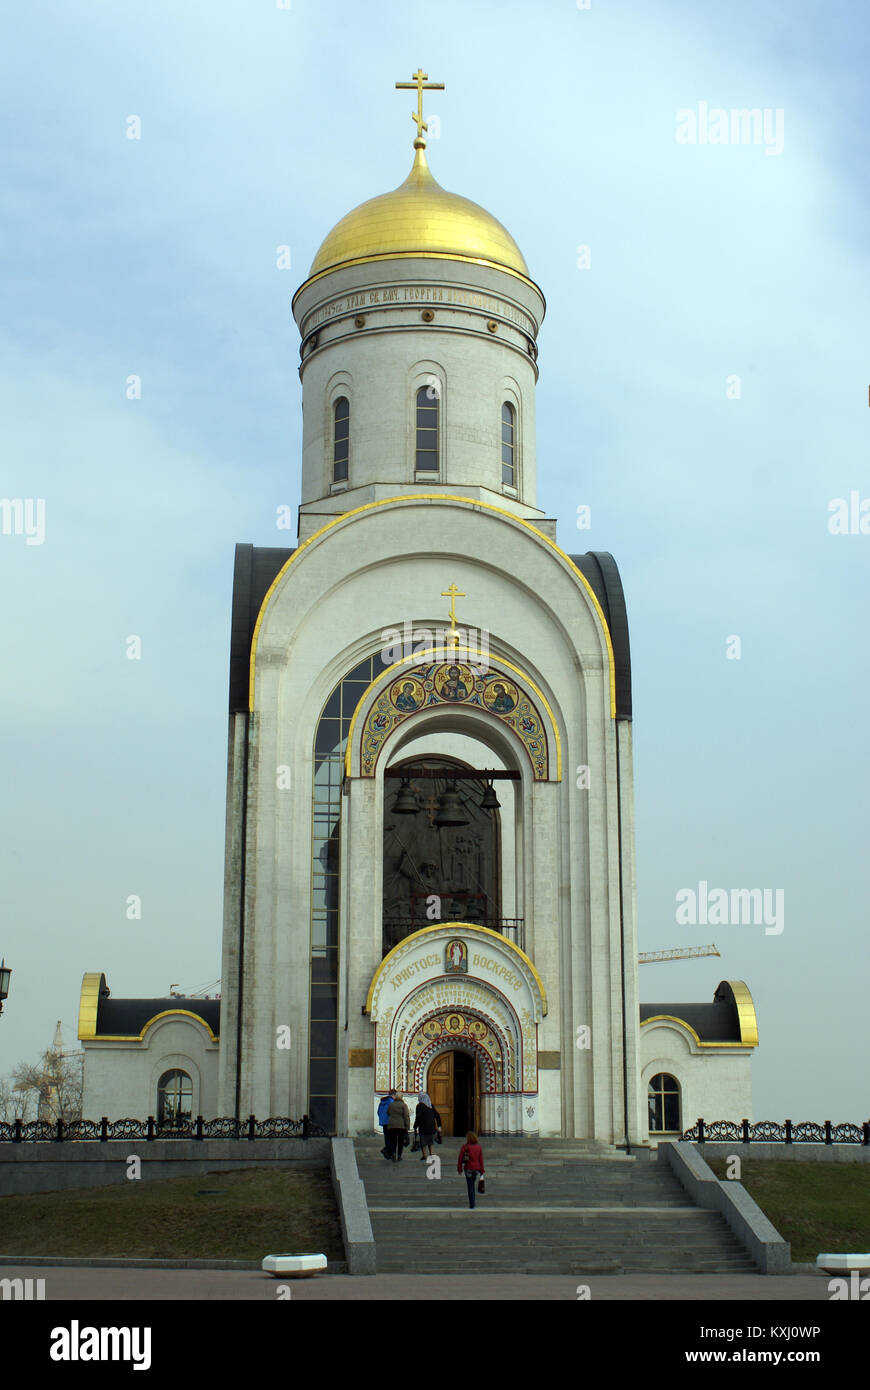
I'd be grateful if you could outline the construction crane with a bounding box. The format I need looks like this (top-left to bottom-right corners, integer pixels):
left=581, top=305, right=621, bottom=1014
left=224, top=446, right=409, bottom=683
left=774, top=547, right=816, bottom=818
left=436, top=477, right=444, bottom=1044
left=638, top=944, right=720, bottom=964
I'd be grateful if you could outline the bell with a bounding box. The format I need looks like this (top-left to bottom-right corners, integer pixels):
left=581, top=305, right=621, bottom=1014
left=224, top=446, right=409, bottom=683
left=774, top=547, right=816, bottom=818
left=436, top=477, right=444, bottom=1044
left=392, top=778, right=419, bottom=815
left=434, top=782, right=469, bottom=827
left=480, top=779, right=501, bottom=811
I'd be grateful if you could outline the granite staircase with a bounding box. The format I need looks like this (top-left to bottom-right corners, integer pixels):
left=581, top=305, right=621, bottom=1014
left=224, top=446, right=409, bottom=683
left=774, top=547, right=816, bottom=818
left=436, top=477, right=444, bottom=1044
left=354, top=1137, right=758, bottom=1274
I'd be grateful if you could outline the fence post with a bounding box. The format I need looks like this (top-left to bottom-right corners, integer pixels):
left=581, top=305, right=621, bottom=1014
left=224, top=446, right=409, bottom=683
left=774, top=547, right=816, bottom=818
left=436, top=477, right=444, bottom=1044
left=13, top=1118, right=22, bottom=1143
left=247, top=1114, right=255, bottom=1141
left=784, top=1119, right=792, bottom=1144
left=56, top=1118, right=64, bottom=1143
left=863, top=1121, right=870, bottom=1148
left=147, top=1116, right=155, bottom=1141
left=742, top=1118, right=750, bottom=1145
left=824, top=1120, right=832, bottom=1145
left=302, top=1114, right=311, bottom=1141
left=195, top=1115, right=203, bottom=1141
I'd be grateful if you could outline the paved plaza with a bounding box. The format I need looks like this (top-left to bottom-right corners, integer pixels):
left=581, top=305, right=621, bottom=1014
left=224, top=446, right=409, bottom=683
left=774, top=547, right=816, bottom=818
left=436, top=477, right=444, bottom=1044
left=0, top=1265, right=833, bottom=1300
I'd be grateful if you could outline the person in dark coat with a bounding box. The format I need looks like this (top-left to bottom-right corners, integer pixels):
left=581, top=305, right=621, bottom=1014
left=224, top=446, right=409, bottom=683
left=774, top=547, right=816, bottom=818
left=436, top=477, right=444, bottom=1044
left=386, top=1092, right=411, bottom=1162
left=377, top=1089, right=396, bottom=1158
left=413, top=1091, right=441, bottom=1160
left=457, top=1131, right=485, bottom=1207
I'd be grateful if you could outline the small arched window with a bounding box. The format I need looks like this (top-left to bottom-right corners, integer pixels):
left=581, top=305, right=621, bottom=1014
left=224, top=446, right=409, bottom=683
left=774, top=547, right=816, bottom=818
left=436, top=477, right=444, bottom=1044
left=157, top=1069, right=193, bottom=1126
left=647, top=1073, right=681, bottom=1133
left=415, top=384, right=439, bottom=472
left=333, top=397, right=349, bottom=482
left=501, top=402, right=516, bottom=486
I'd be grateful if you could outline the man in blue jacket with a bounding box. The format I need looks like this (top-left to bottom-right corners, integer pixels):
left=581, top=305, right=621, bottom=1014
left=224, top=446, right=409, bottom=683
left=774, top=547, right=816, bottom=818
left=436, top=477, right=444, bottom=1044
left=377, top=1089, right=397, bottom=1158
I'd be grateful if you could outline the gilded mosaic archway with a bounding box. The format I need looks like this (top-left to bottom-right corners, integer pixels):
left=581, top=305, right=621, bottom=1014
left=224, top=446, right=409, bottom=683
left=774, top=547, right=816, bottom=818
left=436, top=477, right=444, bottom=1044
left=346, top=646, right=560, bottom=781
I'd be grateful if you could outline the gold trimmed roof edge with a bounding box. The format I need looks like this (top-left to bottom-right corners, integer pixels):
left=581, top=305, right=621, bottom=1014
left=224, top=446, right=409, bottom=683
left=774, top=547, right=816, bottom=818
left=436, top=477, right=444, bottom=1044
left=247, top=494, right=617, bottom=719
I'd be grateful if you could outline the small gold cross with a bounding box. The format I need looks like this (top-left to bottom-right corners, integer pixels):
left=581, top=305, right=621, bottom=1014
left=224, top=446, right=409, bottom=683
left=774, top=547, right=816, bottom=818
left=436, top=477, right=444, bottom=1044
left=395, top=68, right=445, bottom=146
left=441, top=583, right=466, bottom=647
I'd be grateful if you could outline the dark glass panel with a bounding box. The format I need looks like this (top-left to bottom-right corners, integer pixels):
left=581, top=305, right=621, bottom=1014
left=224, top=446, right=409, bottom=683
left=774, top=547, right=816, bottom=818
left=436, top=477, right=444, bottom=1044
left=310, top=985, right=337, bottom=1020
left=321, top=689, right=341, bottom=720
left=309, top=1095, right=336, bottom=1131
left=663, top=1094, right=681, bottom=1131
left=315, top=719, right=341, bottom=760
left=310, top=1020, right=337, bottom=1055
left=311, top=948, right=338, bottom=982
left=309, top=1060, right=337, bottom=1092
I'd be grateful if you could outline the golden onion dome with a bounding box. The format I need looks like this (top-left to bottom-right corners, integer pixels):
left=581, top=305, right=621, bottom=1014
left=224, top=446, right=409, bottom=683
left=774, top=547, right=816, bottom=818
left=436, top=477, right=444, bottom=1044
left=307, top=146, right=530, bottom=282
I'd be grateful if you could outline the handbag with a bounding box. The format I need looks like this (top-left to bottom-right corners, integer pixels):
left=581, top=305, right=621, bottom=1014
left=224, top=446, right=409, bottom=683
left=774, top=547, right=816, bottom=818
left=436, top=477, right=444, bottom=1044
left=478, top=1177, right=486, bottom=1195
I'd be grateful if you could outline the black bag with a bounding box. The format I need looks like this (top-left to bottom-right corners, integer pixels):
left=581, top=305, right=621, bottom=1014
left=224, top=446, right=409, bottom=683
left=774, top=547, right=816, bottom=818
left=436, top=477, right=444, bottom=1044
left=410, top=1131, right=419, bottom=1152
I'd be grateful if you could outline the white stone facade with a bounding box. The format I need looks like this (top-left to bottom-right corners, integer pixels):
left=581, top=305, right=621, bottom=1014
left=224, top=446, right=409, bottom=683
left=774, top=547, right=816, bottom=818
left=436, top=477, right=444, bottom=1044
left=640, top=1018, right=754, bottom=1147
left=79, top=144, right=756, bottom=1142
left=81, top=1016, right=219, bottom=1122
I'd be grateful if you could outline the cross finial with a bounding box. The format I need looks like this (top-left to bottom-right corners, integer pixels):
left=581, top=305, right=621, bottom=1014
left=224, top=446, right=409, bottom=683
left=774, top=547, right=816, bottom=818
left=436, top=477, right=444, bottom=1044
left=441, top=583, right=466, bottom=646
left=395, top=67, right=445, bottom=148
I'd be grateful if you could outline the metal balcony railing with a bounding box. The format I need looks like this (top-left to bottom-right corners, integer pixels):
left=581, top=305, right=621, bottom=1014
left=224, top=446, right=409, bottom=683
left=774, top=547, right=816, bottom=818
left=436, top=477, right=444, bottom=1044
left=384, top=918, right=525, bottom=952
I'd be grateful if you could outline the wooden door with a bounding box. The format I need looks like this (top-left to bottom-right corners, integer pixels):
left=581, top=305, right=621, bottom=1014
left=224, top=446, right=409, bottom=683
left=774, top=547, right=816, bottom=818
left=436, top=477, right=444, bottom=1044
left=427, top=1053, right=453, bottom=1135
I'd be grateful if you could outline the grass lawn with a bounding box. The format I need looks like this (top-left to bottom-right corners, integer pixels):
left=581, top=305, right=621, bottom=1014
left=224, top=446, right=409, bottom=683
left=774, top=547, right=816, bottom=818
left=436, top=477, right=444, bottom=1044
left=0, top=1167, right=345, bottom=1261
left=705, top=1158, right=870, bottom=1263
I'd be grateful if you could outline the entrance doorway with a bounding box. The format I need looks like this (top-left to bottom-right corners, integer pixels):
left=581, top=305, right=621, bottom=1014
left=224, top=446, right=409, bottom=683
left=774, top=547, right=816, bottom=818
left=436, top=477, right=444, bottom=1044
left=426, top=1051, right=479, bottom=1136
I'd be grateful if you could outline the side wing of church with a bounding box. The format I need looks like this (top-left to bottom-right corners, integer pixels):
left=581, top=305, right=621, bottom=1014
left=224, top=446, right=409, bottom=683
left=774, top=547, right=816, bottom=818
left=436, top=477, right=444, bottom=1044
left=78, top=90, right=757, bottom=1144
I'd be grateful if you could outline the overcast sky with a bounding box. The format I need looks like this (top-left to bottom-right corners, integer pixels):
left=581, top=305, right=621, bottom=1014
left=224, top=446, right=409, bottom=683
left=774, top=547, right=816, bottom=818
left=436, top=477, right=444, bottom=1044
left=1, top=0, right=867, bottom=1121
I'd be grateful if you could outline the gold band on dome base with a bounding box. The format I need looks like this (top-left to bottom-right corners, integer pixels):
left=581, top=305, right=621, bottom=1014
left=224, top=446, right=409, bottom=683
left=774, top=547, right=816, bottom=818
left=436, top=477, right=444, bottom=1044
left=247, top=494, right=618, bottom=719
left=292, top=251, right=545, bottom=310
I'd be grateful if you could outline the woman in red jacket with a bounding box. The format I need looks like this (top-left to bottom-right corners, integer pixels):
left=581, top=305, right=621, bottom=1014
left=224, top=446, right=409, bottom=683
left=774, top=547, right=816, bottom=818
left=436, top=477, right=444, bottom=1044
left=457, top=1131, right=485, bottom=1208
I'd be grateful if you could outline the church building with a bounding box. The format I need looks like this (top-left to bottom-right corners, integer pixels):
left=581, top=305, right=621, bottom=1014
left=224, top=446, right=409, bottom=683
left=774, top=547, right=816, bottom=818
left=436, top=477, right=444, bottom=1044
left=79, top=74, right=758, bottom=1144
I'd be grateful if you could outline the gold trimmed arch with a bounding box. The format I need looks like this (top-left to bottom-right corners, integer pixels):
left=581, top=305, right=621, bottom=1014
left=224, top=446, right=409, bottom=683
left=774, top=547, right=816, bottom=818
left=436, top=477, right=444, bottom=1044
left=346, top=646, right=561, bottom=781
left=247, top=494, right=617, bottom=718
left=365, top=921, right=547, bottom=1018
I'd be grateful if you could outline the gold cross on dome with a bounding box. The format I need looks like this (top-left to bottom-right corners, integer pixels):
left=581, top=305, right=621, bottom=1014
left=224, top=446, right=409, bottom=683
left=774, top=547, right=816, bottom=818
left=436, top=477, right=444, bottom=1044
left=441, top=583, right=465, bottom=626
left=436, top=581, right=464, bottom=644
left=395, top=68, right=444, bottom=146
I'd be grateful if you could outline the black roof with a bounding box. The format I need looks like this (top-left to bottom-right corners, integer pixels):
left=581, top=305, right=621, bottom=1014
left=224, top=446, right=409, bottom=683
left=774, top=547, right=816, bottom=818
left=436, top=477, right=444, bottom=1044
left=639, top=989, right=742, bottom=1043
left=95, top=997, right=220, bottom=1039
left=228, top=542, right=631, bottom=719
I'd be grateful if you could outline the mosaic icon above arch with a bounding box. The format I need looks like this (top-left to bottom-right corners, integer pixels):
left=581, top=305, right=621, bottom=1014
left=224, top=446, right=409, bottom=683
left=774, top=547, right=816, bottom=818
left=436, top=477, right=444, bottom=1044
left=358, top=658, right=553, bottom=779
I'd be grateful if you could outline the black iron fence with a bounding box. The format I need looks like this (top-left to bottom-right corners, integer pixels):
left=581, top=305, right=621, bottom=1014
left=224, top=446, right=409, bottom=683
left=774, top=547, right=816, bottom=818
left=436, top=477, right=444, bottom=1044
left=0, top=1115, right=332, bottom=1143
left=681, top=1119, right=870, bottom=1145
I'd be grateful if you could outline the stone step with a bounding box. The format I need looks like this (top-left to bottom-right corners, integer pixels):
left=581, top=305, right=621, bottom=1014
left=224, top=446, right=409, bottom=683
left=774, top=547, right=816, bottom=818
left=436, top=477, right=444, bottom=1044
left=353, top=1138, right=755, bottom=1275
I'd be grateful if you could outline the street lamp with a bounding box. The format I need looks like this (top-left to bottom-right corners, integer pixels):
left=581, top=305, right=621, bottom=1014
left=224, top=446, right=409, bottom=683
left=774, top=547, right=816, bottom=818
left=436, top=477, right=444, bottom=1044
left=0, top=960, right=11, bottom=1015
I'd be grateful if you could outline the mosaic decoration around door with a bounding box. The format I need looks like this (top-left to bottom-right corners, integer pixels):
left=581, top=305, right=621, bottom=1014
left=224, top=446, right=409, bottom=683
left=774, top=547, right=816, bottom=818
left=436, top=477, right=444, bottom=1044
left=360, top=661, right=550, bottom=779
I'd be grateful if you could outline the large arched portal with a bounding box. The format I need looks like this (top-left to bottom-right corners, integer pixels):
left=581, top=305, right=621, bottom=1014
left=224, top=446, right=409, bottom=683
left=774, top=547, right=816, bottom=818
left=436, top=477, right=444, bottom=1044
left=366, top=922, right=547, bottom=1136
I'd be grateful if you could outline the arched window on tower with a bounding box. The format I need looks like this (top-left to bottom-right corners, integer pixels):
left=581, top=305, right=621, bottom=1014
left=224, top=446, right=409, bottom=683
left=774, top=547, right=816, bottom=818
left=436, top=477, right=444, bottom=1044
left=647, top=1073, right=681, bottom=1134
left=157, top=1069, right=193, bottom=1127
left=333, top=397, right=349, bottom=482
left=415, top=384, right=439, bottom=472
left=501, top=402, right=516, bottom=487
